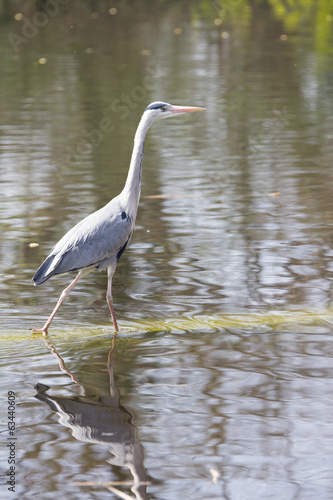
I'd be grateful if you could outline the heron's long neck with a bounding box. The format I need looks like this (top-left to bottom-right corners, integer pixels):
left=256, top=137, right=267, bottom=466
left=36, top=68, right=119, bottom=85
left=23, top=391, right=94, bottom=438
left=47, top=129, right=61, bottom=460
left=121, top=113, right=153, bottom=217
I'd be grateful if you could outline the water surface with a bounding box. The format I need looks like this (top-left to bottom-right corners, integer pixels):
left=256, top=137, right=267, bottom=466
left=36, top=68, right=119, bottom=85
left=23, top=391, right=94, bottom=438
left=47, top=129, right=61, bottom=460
left=0, top=1, right=333, bottom=499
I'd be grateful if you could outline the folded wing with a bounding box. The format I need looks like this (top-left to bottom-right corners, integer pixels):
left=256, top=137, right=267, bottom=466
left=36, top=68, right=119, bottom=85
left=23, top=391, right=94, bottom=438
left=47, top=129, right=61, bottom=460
left=33, top=199, right=133, bottom=285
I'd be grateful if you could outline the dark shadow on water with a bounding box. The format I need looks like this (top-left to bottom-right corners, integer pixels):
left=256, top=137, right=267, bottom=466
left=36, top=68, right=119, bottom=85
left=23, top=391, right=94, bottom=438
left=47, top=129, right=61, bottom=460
left=34, top=334, right=148, bottom=500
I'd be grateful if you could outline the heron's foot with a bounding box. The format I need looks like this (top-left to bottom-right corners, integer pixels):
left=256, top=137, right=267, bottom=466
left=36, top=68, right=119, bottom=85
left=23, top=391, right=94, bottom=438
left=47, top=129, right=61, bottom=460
left=31, top=327, right=49, bottom=338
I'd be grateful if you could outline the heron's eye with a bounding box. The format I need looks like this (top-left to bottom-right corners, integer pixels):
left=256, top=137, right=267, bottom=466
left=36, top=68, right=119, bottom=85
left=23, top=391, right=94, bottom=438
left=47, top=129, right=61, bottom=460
left=161, top=106, right=166, bottom=111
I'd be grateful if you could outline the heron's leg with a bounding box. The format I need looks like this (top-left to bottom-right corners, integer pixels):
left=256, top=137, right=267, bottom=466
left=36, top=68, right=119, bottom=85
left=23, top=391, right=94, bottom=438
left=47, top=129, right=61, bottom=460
left=106, top=265, right=118, bottom=332
left=32, top=270, right=89, bottom=337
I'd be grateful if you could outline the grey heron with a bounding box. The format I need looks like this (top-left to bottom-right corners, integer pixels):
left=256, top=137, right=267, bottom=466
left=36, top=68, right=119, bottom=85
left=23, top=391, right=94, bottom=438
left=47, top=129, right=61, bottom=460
left=32, top=101, right=205, bottom=336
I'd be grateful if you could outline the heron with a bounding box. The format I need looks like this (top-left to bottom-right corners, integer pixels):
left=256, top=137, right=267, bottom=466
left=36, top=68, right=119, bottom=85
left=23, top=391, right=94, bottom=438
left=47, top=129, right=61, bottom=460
left=32, top=101, right=205, bottom=336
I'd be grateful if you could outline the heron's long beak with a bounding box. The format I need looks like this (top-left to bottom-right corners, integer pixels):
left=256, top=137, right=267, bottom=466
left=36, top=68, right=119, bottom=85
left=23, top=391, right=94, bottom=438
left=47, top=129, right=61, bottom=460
left=169, top=105, right=206, bottom=114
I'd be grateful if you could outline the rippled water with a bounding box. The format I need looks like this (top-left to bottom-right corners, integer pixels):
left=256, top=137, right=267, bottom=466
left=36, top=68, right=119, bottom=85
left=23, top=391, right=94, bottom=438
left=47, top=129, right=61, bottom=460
left=1, top=1, right=333, bottom=499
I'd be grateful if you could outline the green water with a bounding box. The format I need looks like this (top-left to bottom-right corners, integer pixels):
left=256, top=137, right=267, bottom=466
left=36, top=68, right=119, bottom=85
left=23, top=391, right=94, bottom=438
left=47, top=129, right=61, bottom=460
left=1, top=1, right=333, bottom=499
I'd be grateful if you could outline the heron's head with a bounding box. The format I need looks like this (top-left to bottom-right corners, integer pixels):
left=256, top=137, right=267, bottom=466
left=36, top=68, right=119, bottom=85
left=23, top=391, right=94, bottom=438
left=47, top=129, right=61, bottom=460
left=144, top=101, right=205, bottom=124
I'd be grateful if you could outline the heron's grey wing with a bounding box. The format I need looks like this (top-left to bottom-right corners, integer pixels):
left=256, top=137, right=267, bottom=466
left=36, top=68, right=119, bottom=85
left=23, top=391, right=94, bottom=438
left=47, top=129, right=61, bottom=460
left=58, top=212, right=133, bottom=270
left=34, top=201, right=133, bottom=284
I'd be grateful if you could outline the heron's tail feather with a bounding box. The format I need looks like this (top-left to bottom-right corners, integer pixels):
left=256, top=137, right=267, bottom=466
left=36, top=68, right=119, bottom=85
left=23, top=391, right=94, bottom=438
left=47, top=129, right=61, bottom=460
left=33, top=255, right=58, bottom=285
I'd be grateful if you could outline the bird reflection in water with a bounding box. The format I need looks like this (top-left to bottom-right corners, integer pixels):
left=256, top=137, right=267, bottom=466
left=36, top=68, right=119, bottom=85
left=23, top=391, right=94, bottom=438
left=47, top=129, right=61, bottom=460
left=35, top=335, right=148, bottom=499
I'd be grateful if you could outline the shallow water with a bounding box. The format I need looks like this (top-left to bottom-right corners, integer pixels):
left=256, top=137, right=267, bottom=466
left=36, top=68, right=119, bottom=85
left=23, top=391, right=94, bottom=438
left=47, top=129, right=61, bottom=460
left=1, top=1, right=333, bottom=499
